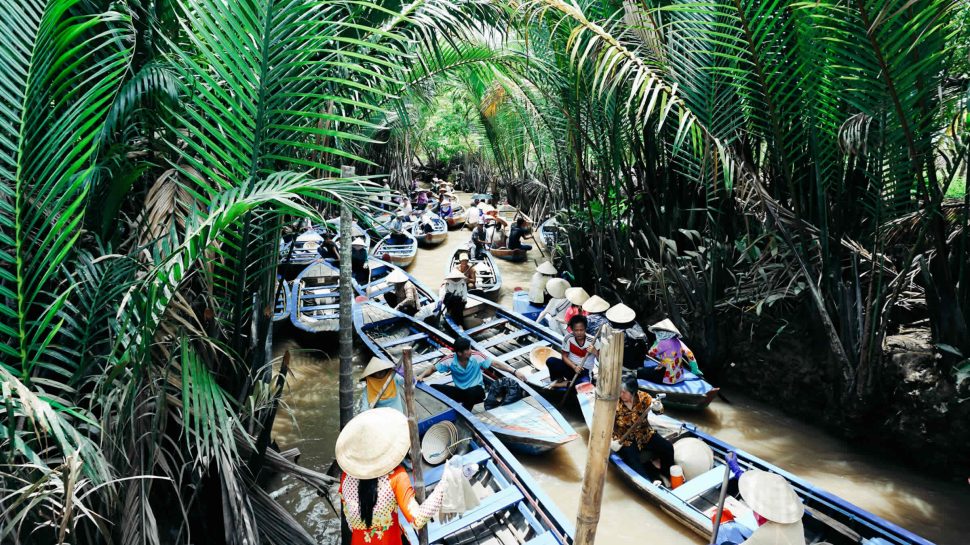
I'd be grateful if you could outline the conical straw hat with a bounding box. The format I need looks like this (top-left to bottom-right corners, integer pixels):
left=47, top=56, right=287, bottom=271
left=648, top=318, right=681, bottom=336
left=386, top=269, right=409, bottom=283
left=421, top=421, right=458, bottom=465
left=739, top=469, right=804, bottom=524
left=530, top=346, right=557, bottom=369
left=545, top=278, right=570, bottom=299
left=565, top=287, right=590, bottom=306
left=351, top=237, right=366, bottom=247
left=536, top=261, right=557, bottom=275
left=606, top=303, right=637, bottom=324
left=582, top=295, right=610, bottom=313
left=362, top=357, right=395, bottom=378
left=336, top=408, right=410, bottom=479
left=673, top=438, right=714, bottom=480
left=445, top=268, right=465, bottom=281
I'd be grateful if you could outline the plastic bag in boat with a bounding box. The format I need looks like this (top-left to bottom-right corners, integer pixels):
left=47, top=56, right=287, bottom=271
left=437, top=458, right=480, bottom=521
left=484, top=377, right=526, bottom=409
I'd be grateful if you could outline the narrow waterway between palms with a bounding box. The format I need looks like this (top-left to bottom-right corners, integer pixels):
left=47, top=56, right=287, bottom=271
left=270, top=192, right=968, bottom=544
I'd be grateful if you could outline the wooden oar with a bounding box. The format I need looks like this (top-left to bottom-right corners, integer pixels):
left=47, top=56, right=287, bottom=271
left=558, top=367, right=583, bottom=408
left=709, top=465, right=732, bottom=544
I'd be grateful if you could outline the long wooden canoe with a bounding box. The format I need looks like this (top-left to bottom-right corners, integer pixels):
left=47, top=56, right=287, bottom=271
left=447, top=248, right=501, bottom=300
left=373, top=231, right=418, bottom=268
left=289, top=260, right=340, bottom=333
left=575, top=381, right=933, bottom=545
left=412, top=213, right=449, bottom=246
left=354, top=302, right=577, bottom=455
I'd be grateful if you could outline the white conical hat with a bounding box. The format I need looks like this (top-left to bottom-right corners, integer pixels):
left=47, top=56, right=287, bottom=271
left=565, top=287, right=590, bottom=306
left=648, top=318, right=681, bottom=336
left=336, top=408, right=410, bottom=479
left=545, top=278, right=570, bottom=299
left=385, top=269, right=408, bottom=283
left=582, top=295, right=610, bottom=313
left=351, top=237, right=366, bottom=247
left=361, top=357, right=395, bottom=378
left=605, top=303, right=637, bottom=324
left=672, top=438, right=714, bottom=480
left=445, top=268, right=465, bottom=281
left=536, top=261, right=557, bottom=275
left=297, top=231, right=323, bottom=242
left=739, top=469, right=804, bottom=524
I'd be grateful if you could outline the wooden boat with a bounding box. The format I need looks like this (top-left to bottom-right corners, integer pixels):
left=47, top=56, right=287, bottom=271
left=290, top=260, right=341, bottom=332
left=354, top=257, right=437, bottom=309
left=280, top=228, right=330, bottom=267
left=443, top=294, right=565, bottom=394
left=444, top=203, right=466, bottom=229
left=497, top=204, right=532, bottom=226
left=447, top=248, right=501, bottom=300
left=354, top=302, right=577, bottom=455
left=365, top=211, right=396, bottom=239
left=412, top=213, right=448, bottom=246
left=575, top=382, right=933, bottom=545
left=538, top=216, right=558, bottom=248
left=489, top=247, right=528, bottom=262
left=273, top=277, right=291, bottom=322
left=372, top=231, right=418, bottom=268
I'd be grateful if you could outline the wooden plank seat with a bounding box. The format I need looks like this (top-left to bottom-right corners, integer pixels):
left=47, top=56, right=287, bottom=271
left=671, top=465, right=727, bottom=501
left=414, top=350, right=447, bottom=364
left=379, top=333, right=427, bottom=348
left=299, top=303, right=339, bottom=311
left=428, top=487, right=524, bottom=543
left=465, top=318, right=509, bottom=336
left=480, top=329, right=530, bottom=348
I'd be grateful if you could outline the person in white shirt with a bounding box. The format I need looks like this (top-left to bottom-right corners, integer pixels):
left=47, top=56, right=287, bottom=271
left=528, top=261, right=557, bottom=305
left=537, top=278, right=571, bottom=334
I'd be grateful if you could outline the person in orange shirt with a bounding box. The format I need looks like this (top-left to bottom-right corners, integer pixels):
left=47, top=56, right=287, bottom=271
left=337, top=408, right=461, bottom=545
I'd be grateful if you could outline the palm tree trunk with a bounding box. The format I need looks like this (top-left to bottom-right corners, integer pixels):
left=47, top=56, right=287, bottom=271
left=339, top=166, right=355, bottom=430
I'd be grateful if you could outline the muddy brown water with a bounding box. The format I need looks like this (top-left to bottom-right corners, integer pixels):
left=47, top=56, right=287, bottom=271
left=270, top=193, right=968, bottom=544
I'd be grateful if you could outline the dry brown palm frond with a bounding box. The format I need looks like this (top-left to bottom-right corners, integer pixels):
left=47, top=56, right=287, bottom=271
left=138, top=167, right=200, bottom=251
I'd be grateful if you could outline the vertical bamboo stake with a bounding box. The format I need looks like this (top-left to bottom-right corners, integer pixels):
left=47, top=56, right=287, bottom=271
left=574, top=330, right=623, bottom=545
left=338, top=165, right=355, bottom=430
left=401, top=347, right=429, bottom=545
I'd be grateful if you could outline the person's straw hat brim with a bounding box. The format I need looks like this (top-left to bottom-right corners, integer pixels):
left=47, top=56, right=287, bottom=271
left=336, top=408, right=410, bottom=479
left=545, top=278, right=570, bottom=299
left=673, top=438, right=714, bottom=480
left=445, top=269, right=465, bottom=280
left=386, top=270, right=409, bottom=284
left=351, top=237, right=366, bottom=247
left=536, top=261, right=557, bottom=275
left=739, top=469, right=804, bottom=524
left=565, top=287, right=590, bottom=306
left=530, top=346, right=557, bottom=370
left=649, top=318, right=681, bottom=336
left=582, top=295, right=610, bottom=313
left=361, top=357, right=395, bottom=378
left=606, top=303, right=636, bottom=324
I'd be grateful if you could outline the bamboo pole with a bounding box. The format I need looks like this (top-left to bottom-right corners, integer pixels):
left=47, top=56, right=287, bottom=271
left=574, top=329, right=624, bottom=545
left=401, top=347, right=429, bottom=545
left=338, top=165, right=355, bottom=430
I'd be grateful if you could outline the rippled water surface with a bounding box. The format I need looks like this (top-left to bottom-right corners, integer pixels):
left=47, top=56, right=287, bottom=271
left=270, top=192, right=968, bottom=544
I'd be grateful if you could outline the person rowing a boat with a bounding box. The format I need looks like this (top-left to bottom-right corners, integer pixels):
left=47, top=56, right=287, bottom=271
left=609, top=375, right=675, bottom=484
left=437, top=269, right=468, bottom=327
left=582, top=295, right=611, bottom=337
left=416, top=337, right=525, bottom=411
left=529, top=261, right=557, bottom=305
left=384, top=269, right=419, bottom=316
left=638, top=319, right=703, bottom=385
left=358, top=357, right=405, bottom=413
left=337, top=409, right=463, bottom=545
left=508, top=217, right=533, bottom=252
left=471, top=222, right=488, bottom=260
left=537, top=278, right=571, bottom=335
left=456, top=251, right=477, bottom=290
left=604, top=303, right=650, bottom=370
left=545, top=314, right=599, bottom=388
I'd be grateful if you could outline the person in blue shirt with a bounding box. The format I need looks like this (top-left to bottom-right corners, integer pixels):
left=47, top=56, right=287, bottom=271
left=416, top=337, right=524, bottom=411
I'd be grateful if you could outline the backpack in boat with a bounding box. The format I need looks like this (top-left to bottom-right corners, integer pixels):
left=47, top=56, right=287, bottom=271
left=484, top=377, right=526, bottom=409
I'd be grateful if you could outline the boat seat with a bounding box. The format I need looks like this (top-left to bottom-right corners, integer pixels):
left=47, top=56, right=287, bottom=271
left=672, top=465, right=727, bottom=501
left=414, top=350, right=446, bottom=364
left=300, top=303, right=339, bottom=311
left=380, top=333, right=427, bottom=348
left=465, top=318, right=509, bottom=335
left=496, top=341, right=550, bottom=363
left=423, top=448, right=491, bottom=485
left=480, top=329, right=530, bottom=348
left=428, top=487, right=524, bottom=542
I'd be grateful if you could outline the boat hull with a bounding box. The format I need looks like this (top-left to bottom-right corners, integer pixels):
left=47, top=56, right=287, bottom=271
left=447, top=248, right=501, bottom=300
left=490, top=247, right=528, bottom=262
left=372, top=233, right=418, bottom=269
left=637, top=373, right=719, bottom=410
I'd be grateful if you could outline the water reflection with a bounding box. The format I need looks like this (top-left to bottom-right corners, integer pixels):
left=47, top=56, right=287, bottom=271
left=269, top=192, right=967, bottom=545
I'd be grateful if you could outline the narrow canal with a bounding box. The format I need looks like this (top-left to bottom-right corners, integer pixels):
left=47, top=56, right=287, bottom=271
left=270, top=192, right=968, bottom=544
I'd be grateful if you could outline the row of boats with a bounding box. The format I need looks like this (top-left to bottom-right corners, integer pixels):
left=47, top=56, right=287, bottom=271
left=272, top=239, right=932, bottom=544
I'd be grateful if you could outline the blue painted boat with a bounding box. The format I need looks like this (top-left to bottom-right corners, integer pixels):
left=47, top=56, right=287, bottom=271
left=354, top=257, right=436, bottom=309
left=443, top=294, right=566, bottom=394
left=289, top=260, right=341, bottom=333
left=412, top=213, right=449, bottom=246
left=574, top=381, right=934, bottom=545
left=396, top=383, right=574, bottom=545
left=538, top=216, right=558, bottom=248
left=447, top=248, right=501, bottom=300
left=354, top=302, right=578, bottom=455
left=373, top=230, right=418, bottom=268
left=280, top=227, right=333, bottom=267
left=513, top=291, right=718, bottom=410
